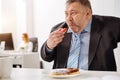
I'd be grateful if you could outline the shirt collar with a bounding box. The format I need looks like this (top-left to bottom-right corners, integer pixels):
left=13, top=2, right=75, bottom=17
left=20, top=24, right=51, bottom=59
left=84, top=18, right=92, bottom=33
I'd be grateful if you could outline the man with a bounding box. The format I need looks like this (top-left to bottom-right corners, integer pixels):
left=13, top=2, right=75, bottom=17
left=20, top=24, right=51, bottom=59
left=41, top=0, right=120, bottom=71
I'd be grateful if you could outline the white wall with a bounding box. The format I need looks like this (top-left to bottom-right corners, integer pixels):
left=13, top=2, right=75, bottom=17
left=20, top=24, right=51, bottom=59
left=1, top=0, right=18, bottom=48
left=26, top=0, right=34, bottom=37
left=90, top=0, right=115, bottom=16
left=0, top=0, right=2, bottom=32
left=33, top=0, right=66, bottom=47
left=33, top=0, right=66, bottom=69
left=115, top=0, right=120, bottom=17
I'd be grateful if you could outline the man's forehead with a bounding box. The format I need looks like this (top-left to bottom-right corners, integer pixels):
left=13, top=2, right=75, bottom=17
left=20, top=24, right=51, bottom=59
left=65, top=2, right=82, bottom=12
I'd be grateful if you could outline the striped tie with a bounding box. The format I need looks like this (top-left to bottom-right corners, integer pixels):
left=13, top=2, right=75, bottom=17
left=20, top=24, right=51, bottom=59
left=67, top=34, right=81, bottom=68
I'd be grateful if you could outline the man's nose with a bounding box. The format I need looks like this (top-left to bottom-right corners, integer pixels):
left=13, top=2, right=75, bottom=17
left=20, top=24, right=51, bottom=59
left=66, top=15, right=72, bottom=21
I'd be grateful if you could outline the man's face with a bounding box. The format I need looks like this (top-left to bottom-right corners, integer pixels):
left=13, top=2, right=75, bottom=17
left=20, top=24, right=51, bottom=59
left=65, top=2, right=90, bottom=33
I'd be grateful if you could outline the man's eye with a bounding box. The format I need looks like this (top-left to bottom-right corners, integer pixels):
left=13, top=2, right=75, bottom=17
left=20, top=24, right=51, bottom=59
left=65, top=12, right=68, bottom=16
left=65, top=13, right=68, bottom=16
left=71, top=12, right=77, bottom=15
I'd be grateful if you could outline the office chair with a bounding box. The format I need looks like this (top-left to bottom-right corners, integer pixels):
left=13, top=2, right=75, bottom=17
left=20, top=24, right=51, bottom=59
left=29, top=37, right=38, bottom=52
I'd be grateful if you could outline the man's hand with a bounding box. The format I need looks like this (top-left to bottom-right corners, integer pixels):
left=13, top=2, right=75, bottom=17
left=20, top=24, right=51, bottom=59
left=47, top=28, right=67, bottom=50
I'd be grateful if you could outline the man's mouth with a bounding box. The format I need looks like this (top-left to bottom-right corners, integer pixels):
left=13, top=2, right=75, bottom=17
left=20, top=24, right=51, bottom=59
left=67, top=22, right=74, bottom=26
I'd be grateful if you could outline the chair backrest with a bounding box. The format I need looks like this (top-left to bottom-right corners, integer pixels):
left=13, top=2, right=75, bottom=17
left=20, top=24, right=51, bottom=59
left=29, top=37, right=38, bottom=52
left=0, top=33, right=14, bottom=50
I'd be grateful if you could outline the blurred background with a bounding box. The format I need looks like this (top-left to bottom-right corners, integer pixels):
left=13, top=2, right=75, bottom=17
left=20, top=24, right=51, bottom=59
left=0, top=0, right=120, bottom=69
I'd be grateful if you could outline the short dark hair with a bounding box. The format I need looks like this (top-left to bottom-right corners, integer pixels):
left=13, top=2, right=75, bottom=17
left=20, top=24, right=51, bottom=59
left=66, top=0, right=92, bottom=11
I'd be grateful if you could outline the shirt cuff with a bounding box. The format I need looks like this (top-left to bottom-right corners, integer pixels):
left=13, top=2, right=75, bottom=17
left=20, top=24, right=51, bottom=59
left=45, top=45, right=54, bottom=53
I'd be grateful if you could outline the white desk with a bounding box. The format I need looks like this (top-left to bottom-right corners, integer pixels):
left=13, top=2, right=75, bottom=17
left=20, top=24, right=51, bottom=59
left=0, top=51, right=21, bottom=57
left=0, top=50, right=38, bottom=56
left=6, top=68, right=120, bottom=80
left=0, top=51, right=40, bottom=68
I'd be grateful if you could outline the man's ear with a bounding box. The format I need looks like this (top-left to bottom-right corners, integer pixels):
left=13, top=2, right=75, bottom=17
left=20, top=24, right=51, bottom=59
left=86, top=7, right=91, bottom=16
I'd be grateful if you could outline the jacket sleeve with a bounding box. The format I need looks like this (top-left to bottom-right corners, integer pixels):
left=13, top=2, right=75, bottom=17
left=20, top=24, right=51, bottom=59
left=40, top=41, right=56, bottom=62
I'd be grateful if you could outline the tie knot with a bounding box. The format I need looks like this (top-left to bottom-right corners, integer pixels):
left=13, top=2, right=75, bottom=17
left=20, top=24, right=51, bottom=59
left=74, top=34, right=80, bottom=41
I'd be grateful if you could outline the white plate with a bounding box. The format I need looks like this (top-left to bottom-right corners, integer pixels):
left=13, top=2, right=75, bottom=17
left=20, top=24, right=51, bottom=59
left=49, top=68, right=80, bottom=78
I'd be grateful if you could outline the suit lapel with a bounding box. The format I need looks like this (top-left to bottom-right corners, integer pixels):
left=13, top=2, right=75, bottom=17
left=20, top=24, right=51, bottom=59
left=88, top=15, right=103, bottom=66
left=88, top=31, right=102, bottom=66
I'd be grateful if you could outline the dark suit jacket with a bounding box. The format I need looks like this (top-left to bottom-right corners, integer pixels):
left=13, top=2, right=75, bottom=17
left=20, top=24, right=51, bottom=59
left=41, top=15, right=120, bottom=71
